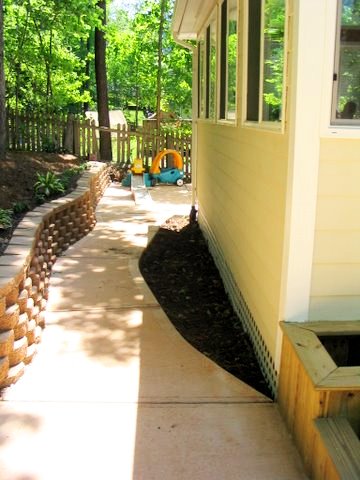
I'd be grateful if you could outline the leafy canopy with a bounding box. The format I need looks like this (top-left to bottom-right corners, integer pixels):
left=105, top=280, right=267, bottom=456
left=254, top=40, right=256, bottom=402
left=3, top=0, right=192, bottom=117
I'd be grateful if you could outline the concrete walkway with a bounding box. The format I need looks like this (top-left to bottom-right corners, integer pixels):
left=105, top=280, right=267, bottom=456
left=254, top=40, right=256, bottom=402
left=0, top=183, right=307, bottom=480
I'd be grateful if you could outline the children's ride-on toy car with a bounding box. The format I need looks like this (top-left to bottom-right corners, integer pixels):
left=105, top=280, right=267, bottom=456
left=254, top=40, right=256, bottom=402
left=151, top=167, right=184, bottom=186
left=149, top=149, right=184, bottom=186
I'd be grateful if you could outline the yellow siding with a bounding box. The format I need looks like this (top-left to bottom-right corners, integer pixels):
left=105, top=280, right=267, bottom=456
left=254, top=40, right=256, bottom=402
left=197, top=122, right=289, bottom=358
left=310, top=138, right=360, bottom=320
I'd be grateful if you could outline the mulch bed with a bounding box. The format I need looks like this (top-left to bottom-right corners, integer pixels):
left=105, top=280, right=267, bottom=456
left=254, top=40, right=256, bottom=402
left=0, top=152, right=82, bottom=256
left=1, top=153, right=272, bottom=397
left=139, top=215, right=272, bottom=398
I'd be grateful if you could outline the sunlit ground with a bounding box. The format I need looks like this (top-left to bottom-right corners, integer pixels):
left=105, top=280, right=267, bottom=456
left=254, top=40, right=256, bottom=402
left=0, top=183, right=306, bottom=480
left=0, top=184, right=192, bottom=479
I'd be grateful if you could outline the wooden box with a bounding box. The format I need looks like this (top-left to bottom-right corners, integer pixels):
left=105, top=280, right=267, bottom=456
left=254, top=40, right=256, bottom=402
left=278, top=321, right=360, bottom=479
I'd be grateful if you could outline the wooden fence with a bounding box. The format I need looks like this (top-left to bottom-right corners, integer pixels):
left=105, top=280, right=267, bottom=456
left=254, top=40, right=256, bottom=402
left=6, top=110, right=192, bottom=177
left=7, top=110, right=69, bottom=153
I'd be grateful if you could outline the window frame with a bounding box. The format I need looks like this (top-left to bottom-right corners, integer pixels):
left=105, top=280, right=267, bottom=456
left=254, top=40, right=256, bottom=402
left=197, top=34, right=206, bottom=119
left=320, top=0, right=360, bottom=139
left=206, top=25, right=211, bottom=118
left=331, top=0, right=360, bottom=126
left=243, top=0, right=287, bottom=131
left=206, top=13, right=217, bottom=120
left=218, top=0, right=238, bottom=124
left=197, top=9, right=217, bottom=122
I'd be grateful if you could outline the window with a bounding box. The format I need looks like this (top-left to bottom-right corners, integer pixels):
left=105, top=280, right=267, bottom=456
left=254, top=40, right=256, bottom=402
left=198, top=13, right=217, bottom=120
left=219, top=0, right=238, bottom=121
left=247, top=0, right=261, bottom=121
left=246, top=0, right=285, bottom=123
left=209, top=18, right=217, bottom=119
left=206, top=26, right=211, bottom=117
left=332, top=0, right=360, bottom=124
left=198, top=35, right=205, bottom=118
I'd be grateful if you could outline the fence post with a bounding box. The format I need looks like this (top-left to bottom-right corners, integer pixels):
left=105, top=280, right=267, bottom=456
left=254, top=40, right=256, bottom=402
left=127, top=128, right=131, bottom=164
left=121, top=124, right=126, bottom=164
left=117, top=123, right=121, bottom=163
left=63, top=114, right=74, bottom=153
left=73, top=118, right=80, bottom=156
left=91, top=120, right=99, bottom=159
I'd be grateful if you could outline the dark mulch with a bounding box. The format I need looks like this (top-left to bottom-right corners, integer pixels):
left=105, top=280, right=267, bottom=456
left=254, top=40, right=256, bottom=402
left=0, top=152, right=83, bottom=255
left=139, top=215, right=272, bottom=398
left=1, top=153, right=271, bottom=397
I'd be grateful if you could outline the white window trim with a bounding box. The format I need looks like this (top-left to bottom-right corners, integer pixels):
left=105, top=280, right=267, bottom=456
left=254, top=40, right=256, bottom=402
left=197, top=8, right=218, bottom=124
left=331, top=0, right=342, bottom=123
left=241, top=0, right=288, bottom=133
left=208, top=11, right=218, bottom=122
left=217, top=0, right=239, bottom=125
left=197, top=34, right=205, bottom=120
left=320, top=0, right=360, bottom=139
left=226, top=0, right=239, bottom=122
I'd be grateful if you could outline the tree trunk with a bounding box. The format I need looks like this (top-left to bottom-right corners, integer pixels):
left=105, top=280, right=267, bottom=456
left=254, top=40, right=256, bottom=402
left=0, top=0, right=6, bottom=160
left=156, top=0, right=166, bottom=133
left=83, top=35, right=92, bottom=114
left=95, top=0, right=112, bottom=161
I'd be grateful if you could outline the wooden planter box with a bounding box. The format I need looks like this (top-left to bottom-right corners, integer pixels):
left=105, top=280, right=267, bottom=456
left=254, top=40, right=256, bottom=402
left=278, top=321, right=360, bottom=479
left=313, top=417, right=360, bottom=479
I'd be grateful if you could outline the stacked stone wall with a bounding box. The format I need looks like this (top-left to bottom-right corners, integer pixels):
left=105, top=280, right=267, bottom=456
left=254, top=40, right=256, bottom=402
left=0, top=162, right=110, bottom=389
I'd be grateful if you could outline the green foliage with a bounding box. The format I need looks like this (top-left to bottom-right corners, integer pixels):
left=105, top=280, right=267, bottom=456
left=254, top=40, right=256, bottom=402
left=0, top=209, right=13, bottom=229
left=160, top=121, right=192, bottom=136
left=342, top=0, right=360, bottom=25
left=336, top=1, right=360, bottom=117
left=34, top=171, right=65, bottom=200
left=107, top=0, right=192, bottom=118
left=41, top=137, right=58, bottom=153
left=4, top=0, right=100, bottom=113
left=12, top=201, right=29, bottom=214
left=3, top=0, right=192, bottom=117
left=262, top=0, right=285, bottom=120
left=32, top=163, right=88, bottom=203
left=227, top=29, right=237, bottom=114
left=59, top=163, right=88, bottom=189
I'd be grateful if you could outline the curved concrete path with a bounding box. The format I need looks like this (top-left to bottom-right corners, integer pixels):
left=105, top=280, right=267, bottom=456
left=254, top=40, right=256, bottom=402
left=0, top=183, right=307, bottom=479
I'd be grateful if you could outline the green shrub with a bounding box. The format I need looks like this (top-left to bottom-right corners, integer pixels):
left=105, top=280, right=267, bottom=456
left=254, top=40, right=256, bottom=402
left=160, top=121, right=192, bottom=136
left=41, top=137, right=58, bottom=153
left=59, top=163, right=88, bottom=189
left=0, top=209, right=13, bottom=229
left=13, top=201, right=29, bottom=214
left=34, top=171, right=65, bottom=200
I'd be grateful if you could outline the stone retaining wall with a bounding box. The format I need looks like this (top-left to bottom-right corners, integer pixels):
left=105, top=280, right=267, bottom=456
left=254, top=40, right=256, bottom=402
left=0, top=161, right=110, bottom=389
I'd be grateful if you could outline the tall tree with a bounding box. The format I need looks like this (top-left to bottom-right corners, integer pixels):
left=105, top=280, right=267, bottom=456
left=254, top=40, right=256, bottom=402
left=0, top=0, right=6, bottom=159
left=4, top=0, right=99, bottom=113
left=95, top=0, right=112, bottom=161
left=156, top=0, right=166, bottom=131
left=83, top=34, right=92, bottom=114
left=106, top=0, right=192, bottom=117
left=2, top=0, right=192, bottom=121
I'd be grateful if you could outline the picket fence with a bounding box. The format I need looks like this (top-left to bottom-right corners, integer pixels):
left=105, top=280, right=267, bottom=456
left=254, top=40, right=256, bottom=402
left=6, top=110, right=192, bottom=177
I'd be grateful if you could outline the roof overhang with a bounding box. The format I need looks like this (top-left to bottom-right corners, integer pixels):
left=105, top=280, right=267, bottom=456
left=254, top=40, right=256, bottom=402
left=172, top=0, right=216, bottom=41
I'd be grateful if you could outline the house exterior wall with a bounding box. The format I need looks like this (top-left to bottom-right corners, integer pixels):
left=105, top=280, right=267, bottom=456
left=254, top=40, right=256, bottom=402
left=192, top=0, right=294, bottom=388
left=174, top=0, right=360, bottom=392
left=197, top=123, right=289, bottom=363
left=306, top=0, right=360, bottom=321
left=310, top=138, right=360, bottom=320
left=197, top=116, right=291, bottom=389
left=192, top=0, right=335, bottom=388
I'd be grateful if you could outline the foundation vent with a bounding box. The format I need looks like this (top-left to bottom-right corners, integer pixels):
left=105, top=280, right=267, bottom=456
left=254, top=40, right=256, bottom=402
left=199, top=213, right=277, bottom=396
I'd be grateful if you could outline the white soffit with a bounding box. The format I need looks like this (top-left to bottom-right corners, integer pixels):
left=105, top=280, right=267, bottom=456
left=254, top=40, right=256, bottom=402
left=172, top=0, right=216, bottom=40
